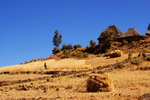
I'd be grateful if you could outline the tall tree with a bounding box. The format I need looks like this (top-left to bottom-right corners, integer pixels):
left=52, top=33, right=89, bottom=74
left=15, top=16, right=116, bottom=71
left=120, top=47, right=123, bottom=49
left=52, top=29, right=62, bottom=47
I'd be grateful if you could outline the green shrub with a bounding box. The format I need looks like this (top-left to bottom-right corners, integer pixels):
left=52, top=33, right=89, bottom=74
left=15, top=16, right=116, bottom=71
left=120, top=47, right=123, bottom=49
left=90, top=40, right=96, bottom=47
left=130, top=57, right=143, bottom=65
left=62, top=44, right=73, bottom=50
left=72, top=51, right=89, bottom=59
left=52, top=47, right=61, bottom=54
left=144, top=54, right=150, bottom=61
left=74, top=44, right=81, bottom=50
left=61, top=49, right=88, bottom=59
left=128, top=53, right=132, bottom=60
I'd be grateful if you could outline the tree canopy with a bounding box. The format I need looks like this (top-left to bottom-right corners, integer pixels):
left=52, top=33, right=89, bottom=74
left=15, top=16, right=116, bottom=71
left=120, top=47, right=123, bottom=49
left=52, top=29, right=62, bottom=47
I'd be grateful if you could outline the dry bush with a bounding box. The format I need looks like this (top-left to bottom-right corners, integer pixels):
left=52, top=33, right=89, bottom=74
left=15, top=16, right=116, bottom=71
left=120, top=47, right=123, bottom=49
left=87, top=74, right=113, bottom=92
left=144, top=54, right=150, bottom=61
left=128, top=53, right=132, bottom=60
left=62, top=50, right=89, bottom=59
left=129, top=53, right=150, bottom=65
left=74, top=44, right=81, bottom=50
left=71, top=51, right=89, bottom=59
left=130, top=57, right=143, bottom=65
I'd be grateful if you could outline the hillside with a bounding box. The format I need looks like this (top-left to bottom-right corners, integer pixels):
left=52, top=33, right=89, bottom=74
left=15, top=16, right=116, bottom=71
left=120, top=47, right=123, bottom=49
left=110, top=38, right=150, bottom=53
left=0, top=49, right=150, bottom=99
left=0, top=25, right=150, bottom=100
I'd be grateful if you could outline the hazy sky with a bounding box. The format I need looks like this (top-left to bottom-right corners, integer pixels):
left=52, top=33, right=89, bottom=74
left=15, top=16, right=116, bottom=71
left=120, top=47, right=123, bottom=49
left=0, top=0, right=150, bottom=67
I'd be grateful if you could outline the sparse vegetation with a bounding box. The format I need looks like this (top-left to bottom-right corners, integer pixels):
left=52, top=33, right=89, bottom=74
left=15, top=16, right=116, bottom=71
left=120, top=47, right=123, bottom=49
left=74, top=44, right=82, bottom=50
left=90, top=40, right=96, bottom=47
left=143, top=53, right=150, bottom=61
left=62, top=44, right=73, bottom=50
left=52, top=47, right=61, bottom=54
left=128, top=53, right=132, bottom=60
left=101, top=38, right=112, bottom=53
left=128, top=53, right=150, bottom=65
left=129, top=53, right=144, bottom=65
left=122, top=40, right=128, bottom=45
left=72, top=51, right=89, bottom=59
left=62, top=50, right=89, bottom=59
left=130, top=57, right=143, bottom=65
left=85, top=45, right=102, bottom=54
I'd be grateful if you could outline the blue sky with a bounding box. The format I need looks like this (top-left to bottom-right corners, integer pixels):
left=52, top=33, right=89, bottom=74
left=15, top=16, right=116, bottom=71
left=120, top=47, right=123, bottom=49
left=0, top=0, right=150, bottom=67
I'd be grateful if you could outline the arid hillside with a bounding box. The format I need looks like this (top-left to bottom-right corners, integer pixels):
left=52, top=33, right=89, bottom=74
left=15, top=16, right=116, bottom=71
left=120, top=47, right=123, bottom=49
left=0, top=50, right=150, bottom=99
left=0, top=25, right=150, bottom=100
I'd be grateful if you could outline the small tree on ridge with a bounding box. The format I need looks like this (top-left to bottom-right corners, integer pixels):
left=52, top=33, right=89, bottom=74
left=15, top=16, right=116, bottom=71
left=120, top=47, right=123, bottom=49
left=52, top=29, right=62, bottom=47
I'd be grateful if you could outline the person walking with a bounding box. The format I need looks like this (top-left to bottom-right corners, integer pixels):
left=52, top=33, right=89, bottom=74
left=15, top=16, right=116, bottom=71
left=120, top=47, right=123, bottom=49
left=44, top=62, right=47, bottom=70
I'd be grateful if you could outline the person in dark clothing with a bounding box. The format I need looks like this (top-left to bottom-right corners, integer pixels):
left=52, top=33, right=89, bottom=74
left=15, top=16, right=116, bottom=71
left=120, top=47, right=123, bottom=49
left=44, top=62, right=47, bottom=70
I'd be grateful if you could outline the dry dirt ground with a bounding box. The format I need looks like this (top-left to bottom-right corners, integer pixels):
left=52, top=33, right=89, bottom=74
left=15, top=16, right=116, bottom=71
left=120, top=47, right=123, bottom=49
left=0, top=66, right=150, bottom=100
left=0, top=54, right=150, bottom=100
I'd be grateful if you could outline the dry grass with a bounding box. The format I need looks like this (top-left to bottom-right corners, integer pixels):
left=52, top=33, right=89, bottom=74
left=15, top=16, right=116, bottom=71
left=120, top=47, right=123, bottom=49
left=109, top=70, right=150, bottom=97
left=0, top=59, right=92, bottom=73
left=0, top=69, right=149, bottom=99
left=86, top=53, right=138, bottom=67
left=0, top=74, right=50, bottom=82
left=0, top=53, right=139, bottom=73
left=87, top=74, right=113, bottom=92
